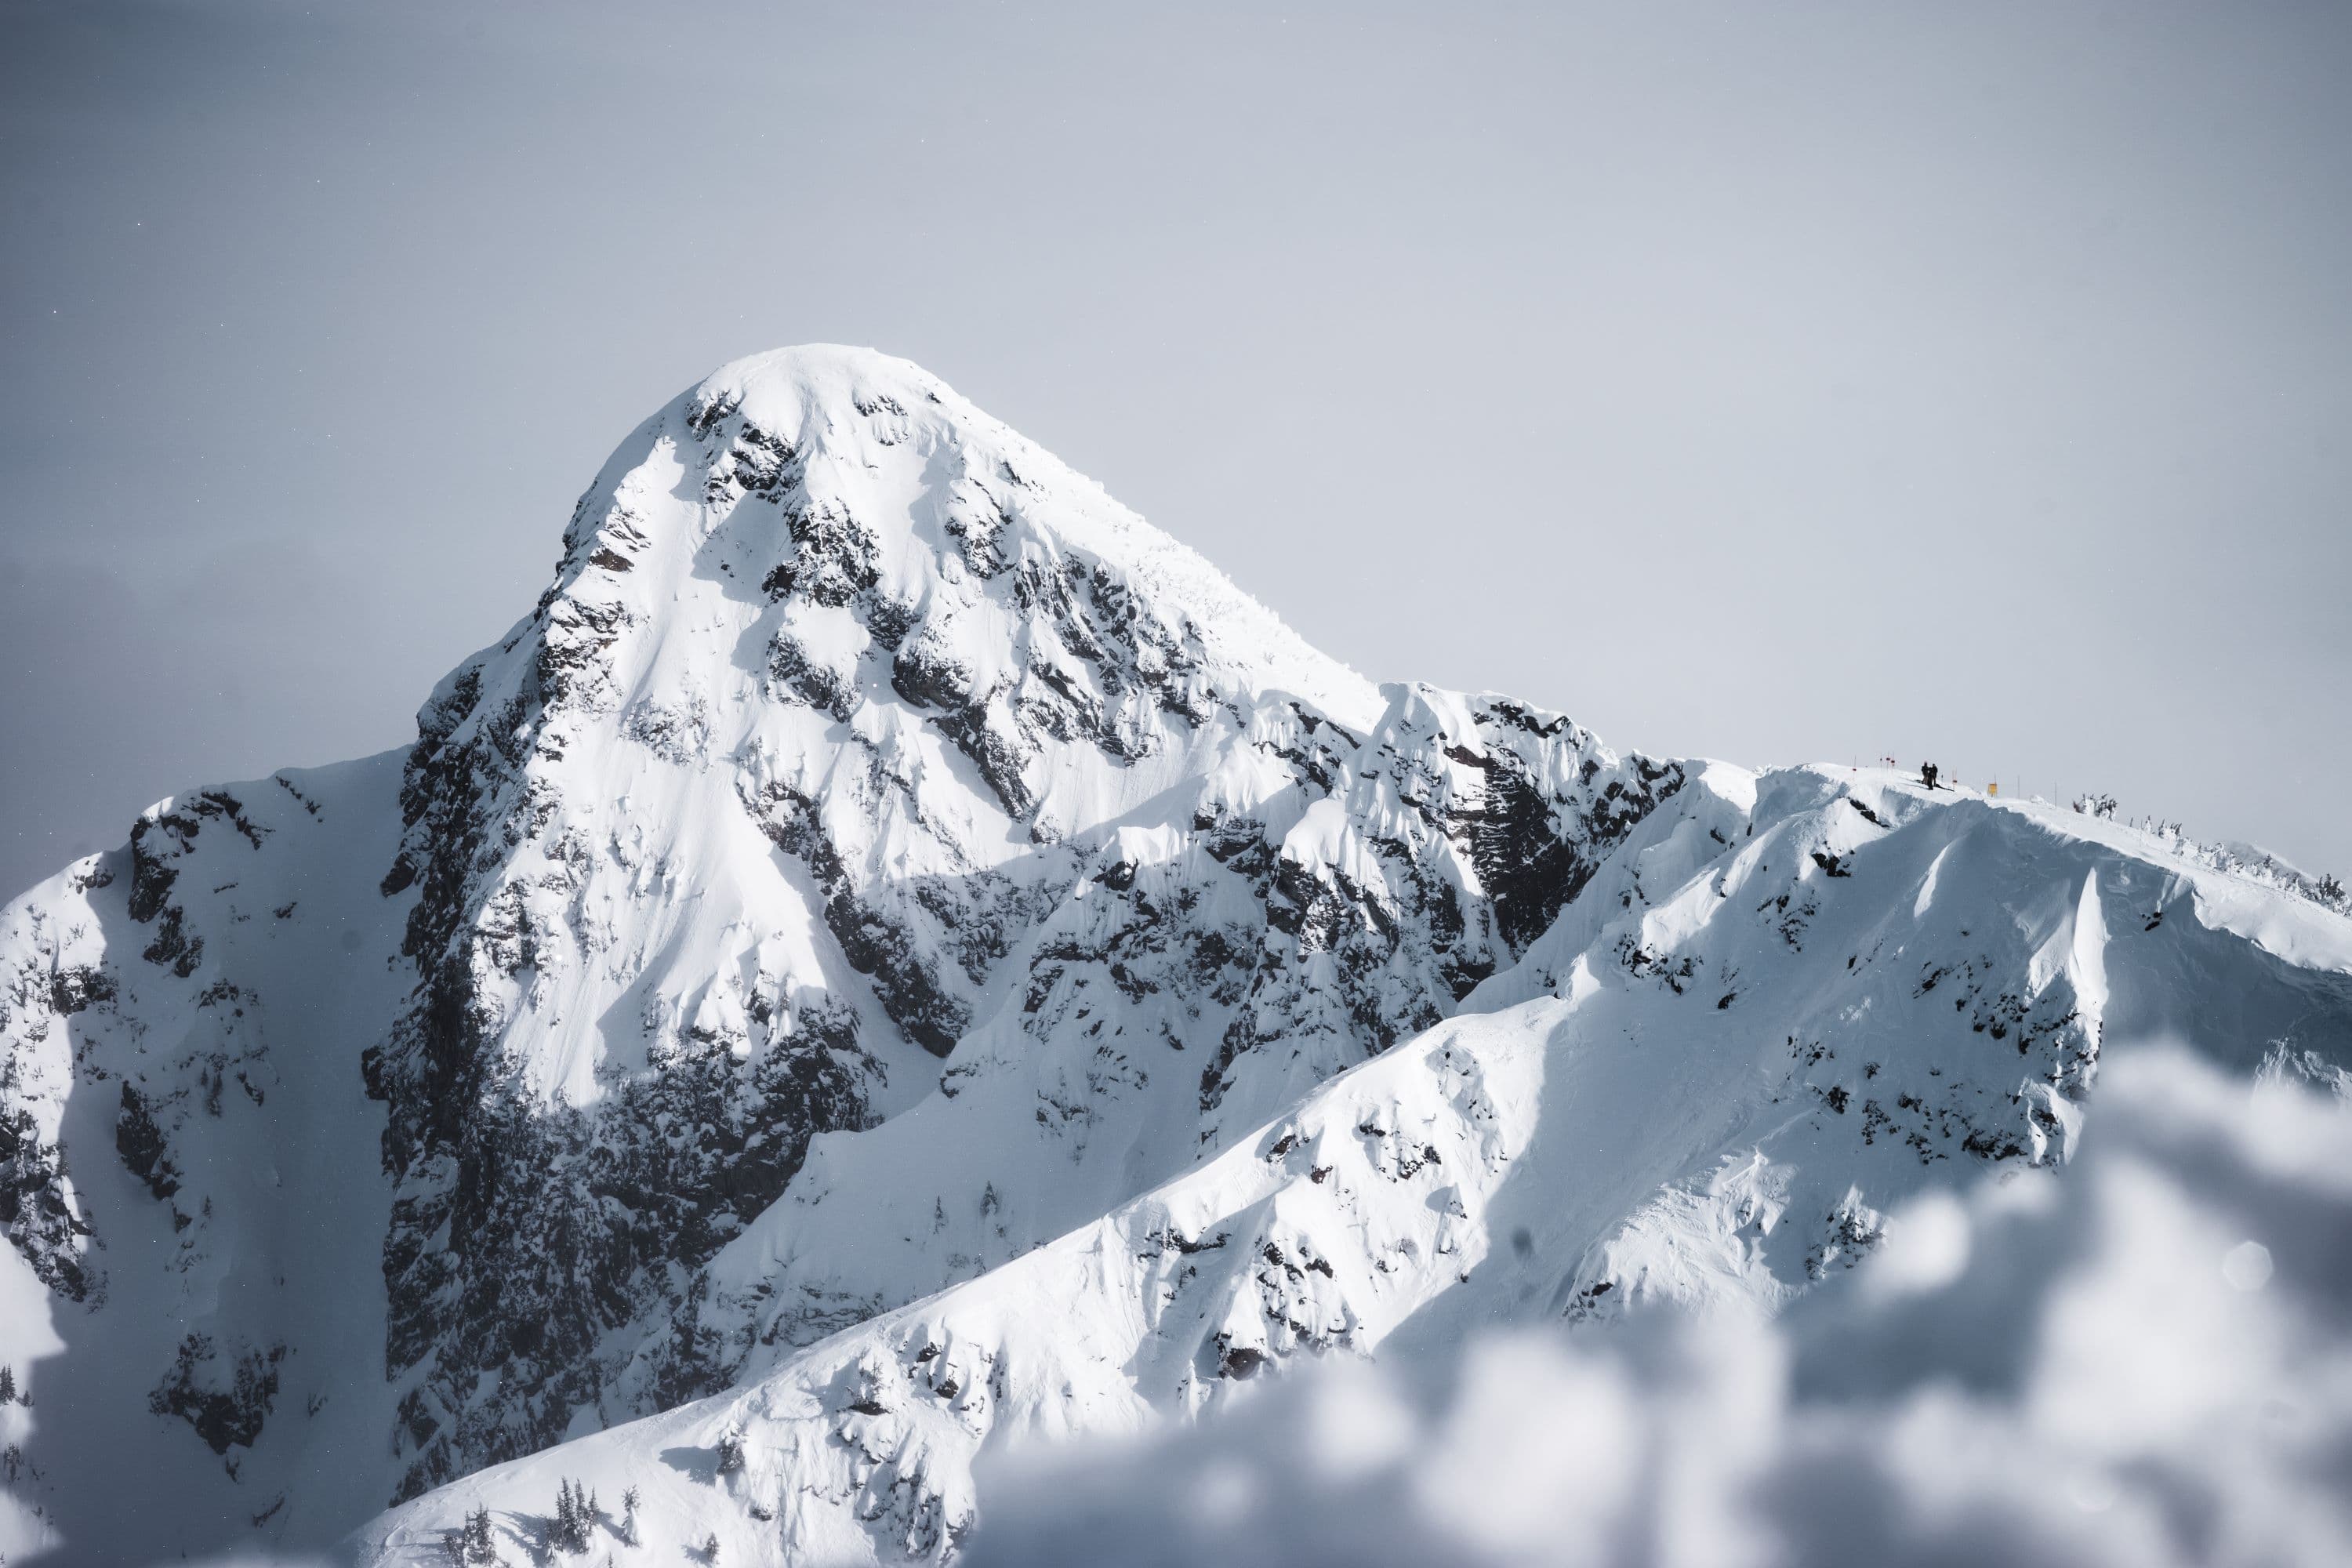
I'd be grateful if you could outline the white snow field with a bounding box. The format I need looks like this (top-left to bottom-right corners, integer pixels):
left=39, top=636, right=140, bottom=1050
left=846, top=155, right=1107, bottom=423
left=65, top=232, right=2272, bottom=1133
left=0, top=347, right=2347, bottom=1566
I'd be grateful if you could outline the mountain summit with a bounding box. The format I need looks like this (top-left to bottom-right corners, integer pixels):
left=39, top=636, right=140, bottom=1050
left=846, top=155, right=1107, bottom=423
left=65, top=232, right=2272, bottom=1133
left=2, top=348, right=2347, bottom=1566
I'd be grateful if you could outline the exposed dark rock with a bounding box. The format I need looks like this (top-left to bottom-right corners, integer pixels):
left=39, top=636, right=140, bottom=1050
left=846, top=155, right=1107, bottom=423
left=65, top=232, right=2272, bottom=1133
left=375, top=994, right=877, bottom=1501
left=48, top=965, right=114, bottom=1016
left=788, top=499, right=882, bottom=608
left=115, top=1081, right=179, bottom=1200
left=0, top=1105, right=98, bottom=1303
left=147, top=1334, right=285, bottom=1455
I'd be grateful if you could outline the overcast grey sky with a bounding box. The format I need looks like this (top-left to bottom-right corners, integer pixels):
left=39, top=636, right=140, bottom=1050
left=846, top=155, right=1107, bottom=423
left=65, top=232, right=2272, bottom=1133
left=3, top=0, right=2347, bottom=900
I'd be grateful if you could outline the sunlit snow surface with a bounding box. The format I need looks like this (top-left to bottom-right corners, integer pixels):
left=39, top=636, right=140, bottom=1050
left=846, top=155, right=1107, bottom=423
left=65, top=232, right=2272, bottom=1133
left=1, top=347, right=2348, bottom=1566
left=965, top=1051, right=2352, bottom=1568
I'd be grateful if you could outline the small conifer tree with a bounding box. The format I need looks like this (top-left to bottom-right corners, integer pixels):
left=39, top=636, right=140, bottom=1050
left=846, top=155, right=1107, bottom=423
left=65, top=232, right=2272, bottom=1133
left=461, top=1504, right=498, bottom=1566
left=548, top=1477, right=593, bottom=1552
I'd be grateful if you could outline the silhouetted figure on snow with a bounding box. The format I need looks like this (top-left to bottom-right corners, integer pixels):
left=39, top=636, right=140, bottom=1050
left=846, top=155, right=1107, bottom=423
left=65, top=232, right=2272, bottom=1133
left=1921, top=762, right=1940, bottom=790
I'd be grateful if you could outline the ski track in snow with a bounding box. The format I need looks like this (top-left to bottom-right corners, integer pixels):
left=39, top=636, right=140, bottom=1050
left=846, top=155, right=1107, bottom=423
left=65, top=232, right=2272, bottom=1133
left=0, top=347, right=2345, bottom=1566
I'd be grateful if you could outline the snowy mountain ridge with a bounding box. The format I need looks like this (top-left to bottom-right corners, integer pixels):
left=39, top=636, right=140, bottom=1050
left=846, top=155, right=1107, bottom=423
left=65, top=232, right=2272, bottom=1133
left=2, top=346, right=2348, bottom=1566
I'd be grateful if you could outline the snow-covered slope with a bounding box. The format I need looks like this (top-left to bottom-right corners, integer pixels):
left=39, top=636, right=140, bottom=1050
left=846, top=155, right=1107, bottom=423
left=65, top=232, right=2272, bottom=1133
left=0, top=754, right=416, bottom=1561
left=956, top=1049, right=2352, bottom=1568
left=351, top=760, right=2352, bottom=1566
left=2, top=346, right=2347, bottom=1566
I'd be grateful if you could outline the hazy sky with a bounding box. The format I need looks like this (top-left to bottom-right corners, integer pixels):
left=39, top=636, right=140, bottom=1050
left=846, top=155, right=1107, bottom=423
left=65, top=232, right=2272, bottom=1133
left=3, top=0, right=2347, bottom=902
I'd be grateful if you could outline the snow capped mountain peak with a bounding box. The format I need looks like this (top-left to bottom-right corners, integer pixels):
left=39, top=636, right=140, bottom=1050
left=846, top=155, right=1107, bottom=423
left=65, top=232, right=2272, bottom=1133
left=342, top=347, right=1680, bottom=1504
left=557, top=341, right=1377, bottom=742
left=2, top=349, right=2347, bottom=1566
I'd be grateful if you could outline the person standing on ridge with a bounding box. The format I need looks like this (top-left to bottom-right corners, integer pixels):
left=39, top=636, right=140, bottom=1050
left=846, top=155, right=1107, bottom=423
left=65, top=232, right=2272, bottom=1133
left=1921, top=761, right=1940, bottom=790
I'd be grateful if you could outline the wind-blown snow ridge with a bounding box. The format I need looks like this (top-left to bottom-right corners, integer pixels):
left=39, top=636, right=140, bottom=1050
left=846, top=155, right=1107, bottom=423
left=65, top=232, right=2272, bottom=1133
left=0, top=346, right=2347, bottom=1566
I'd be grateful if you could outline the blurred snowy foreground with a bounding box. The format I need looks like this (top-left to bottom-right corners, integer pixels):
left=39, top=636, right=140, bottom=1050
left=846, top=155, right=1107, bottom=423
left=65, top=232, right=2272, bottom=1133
left=965, top=1049, right=2352, bottom=1568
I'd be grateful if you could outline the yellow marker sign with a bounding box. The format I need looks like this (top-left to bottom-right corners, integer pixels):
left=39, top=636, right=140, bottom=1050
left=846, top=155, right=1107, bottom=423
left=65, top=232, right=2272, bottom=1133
left=1987, top=782, right=1998, bottom=797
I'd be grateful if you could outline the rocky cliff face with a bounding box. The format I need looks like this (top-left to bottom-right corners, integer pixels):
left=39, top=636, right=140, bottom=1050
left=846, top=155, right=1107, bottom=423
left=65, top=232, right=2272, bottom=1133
left=2, top=347, right=2348, bottom=1566
left=353, top=347, right=1689, bottom=1498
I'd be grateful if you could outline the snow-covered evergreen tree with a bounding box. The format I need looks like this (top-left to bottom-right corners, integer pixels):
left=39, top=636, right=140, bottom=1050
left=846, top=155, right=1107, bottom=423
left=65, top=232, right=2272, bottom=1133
left=547, top=1477, right=592, bottom=1553
left=459, top=1505, right=496, bottom=1566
